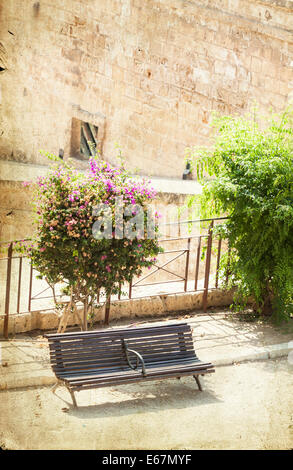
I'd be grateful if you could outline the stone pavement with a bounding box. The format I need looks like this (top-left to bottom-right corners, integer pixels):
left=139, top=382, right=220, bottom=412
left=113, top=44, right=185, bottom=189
left=1, top=310, right=293, bottom=390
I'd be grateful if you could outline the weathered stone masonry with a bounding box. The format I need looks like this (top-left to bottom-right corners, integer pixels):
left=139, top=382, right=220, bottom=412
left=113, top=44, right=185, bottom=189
left=0, top=0, right=292, bottom=241
left=0, top=0, right=292, bottom=176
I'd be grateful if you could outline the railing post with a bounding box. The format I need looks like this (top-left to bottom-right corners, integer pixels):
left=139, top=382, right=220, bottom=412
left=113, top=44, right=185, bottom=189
left=225, top=244, right=231, bottom=286
left=202, top=220, right=214, bottom=312
left=17, top=256, right=23, bottom=314
left=194, top=237, right=201, bottom=291
left=28, top=262, right=33, bottom=312
left=184, top=237, right=191, bottom=292
left=215, top=237, right=222, bottom=288
left=4, top=243, right=13, bottom=339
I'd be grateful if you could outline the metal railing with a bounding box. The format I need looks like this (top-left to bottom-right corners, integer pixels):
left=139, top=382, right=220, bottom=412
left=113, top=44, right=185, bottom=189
left=0, top=217, right=229, bottom=337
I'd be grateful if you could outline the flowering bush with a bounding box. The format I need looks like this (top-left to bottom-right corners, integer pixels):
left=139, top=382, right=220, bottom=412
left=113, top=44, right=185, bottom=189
left=25, top=155, right=162, bottom=328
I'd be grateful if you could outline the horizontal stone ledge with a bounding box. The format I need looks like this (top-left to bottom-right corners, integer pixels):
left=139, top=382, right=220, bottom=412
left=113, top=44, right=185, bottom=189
left=0, top=288, right=234, bottom=335
left=0, top=160, right=202, bottom=196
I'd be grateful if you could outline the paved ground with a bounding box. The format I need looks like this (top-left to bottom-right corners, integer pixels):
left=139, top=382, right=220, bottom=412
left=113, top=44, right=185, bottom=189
left=1, top=310, right=293, bottom=450
left=1, top=359, right=292, bottom=450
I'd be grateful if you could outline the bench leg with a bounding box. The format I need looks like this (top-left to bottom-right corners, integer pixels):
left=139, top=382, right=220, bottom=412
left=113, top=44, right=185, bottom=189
left=51, top=382, right=59, bottom=394
left=65, top=384, right=77, bottom=408
left=193, top=375, right=202, bottom=391
left=51, top=379, right=62, bottom=395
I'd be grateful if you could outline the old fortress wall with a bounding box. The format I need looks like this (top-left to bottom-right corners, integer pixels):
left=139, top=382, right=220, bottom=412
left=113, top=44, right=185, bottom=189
left=0, top=0, right=292, bottom=240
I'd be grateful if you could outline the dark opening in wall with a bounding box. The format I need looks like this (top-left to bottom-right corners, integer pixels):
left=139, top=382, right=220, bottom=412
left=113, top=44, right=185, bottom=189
left=80, top=121, right=98, bottom=158
left=0, top=41, right=7, bottom=72
left=71, top=118, right=99, bottom=160
left=33, top=2, right=40, bottom=16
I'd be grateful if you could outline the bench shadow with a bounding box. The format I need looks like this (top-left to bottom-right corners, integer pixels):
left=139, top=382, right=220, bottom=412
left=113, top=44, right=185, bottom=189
left=54, top=379, right=222, bottom=418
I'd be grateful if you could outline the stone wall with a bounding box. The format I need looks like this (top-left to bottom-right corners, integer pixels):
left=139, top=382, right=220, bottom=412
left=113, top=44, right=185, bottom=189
left=0, top=0, right=292, bottom=178
left=0, top=159, right=198, bottom=241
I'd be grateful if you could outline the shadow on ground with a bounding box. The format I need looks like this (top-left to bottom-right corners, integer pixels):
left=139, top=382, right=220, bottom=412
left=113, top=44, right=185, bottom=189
left=53, top=378, right=221, bottom=418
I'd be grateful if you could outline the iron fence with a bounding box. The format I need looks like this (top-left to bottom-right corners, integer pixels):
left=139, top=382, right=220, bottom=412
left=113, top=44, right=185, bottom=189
left=0, top=217, right=229, bottom=337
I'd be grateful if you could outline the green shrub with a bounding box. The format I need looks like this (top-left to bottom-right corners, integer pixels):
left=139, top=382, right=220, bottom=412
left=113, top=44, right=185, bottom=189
left=185, top=107, right=293, bottom=321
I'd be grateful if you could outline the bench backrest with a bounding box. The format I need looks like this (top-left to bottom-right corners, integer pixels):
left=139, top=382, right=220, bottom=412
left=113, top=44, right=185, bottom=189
left=45, top=322, right=196, bottom=377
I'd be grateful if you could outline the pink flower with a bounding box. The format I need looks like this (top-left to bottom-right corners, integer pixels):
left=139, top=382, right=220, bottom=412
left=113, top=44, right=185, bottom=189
left=106, top=265, right=111, bottom=272
left=101, top=255, right=107, bottom=261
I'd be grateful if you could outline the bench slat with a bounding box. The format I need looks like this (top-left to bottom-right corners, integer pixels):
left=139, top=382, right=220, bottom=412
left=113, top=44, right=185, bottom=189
left=49, top=341, right=195, bottom=360
left=45, top=322, right=190, bottom=339
left=55, top=343, right=195, bottom=356
left=64, top=362, right=215, bottom=386
left=50, top=353, right=195, bottom=369
left=50, top=346, right=196, bottom=363
left=47, top=333, right=193, bottom=351
left=70, top=369, right=215, bottom=391
left=47, top=333, right=192, bottom=349
left=56, top=358, right=211, bottom=381
left=64, top=367, right=215, bottom=388
left=48, top=335, right=194, bottom=351
left=51, top=352, right=198, bottom=375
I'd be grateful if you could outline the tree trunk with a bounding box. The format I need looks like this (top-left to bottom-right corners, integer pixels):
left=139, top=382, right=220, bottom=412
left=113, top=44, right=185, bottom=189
left=253, top=283, right=274, bottom=316
left=104, top=292, right=111, bottom=325
left=262, top=281, right=274, bottom=316
left=261, top=295, right=273, bottom=316
left=83, top=297, right=88, bottom=331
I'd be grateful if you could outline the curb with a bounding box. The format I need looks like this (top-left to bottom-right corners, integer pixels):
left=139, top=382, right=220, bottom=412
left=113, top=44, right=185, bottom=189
left=0, top=342, right=291, bottom=391
left=213, top=351, right=269, bottom=367
left=0, top=374, right=56, bottom=390
left=212, top=342, right=291, bottom=367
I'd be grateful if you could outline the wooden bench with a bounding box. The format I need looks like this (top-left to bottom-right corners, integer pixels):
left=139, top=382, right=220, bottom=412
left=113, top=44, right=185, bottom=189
left=45, top=322, right=215, bottom=407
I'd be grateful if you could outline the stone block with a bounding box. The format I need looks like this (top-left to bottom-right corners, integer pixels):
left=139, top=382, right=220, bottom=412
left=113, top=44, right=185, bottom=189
left=214, top=60, right=236, bottom=79
left=262, top=60, right=278, bottom=78
left=251, top=56, right=262, bottom=73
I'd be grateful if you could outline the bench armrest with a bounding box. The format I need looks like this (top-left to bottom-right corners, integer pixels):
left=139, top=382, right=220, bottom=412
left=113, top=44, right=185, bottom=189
left=122, top=340, right=146, bottom=376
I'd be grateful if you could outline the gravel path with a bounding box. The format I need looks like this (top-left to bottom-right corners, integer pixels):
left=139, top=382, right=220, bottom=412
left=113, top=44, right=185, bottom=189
left=1, top=358, right=292, bottom=450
